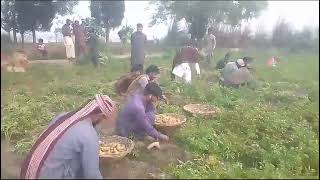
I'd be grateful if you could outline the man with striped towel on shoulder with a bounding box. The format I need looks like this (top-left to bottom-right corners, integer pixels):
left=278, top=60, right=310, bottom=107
left=20, top=94, right=117, bottom=179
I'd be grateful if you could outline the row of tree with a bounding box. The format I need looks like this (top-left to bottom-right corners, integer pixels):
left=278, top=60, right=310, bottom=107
left=1, top=0, right=126, bottom=45
left=270, top=19, right=318, bottom=51
left=1, top=0, right=78, bottom=45
left=90, top=1, right=125, bottom=43
left=163, top=16, right=319, bottom=51
left=150, top=1, right=267, bottom=44
left=3, top=0, right=316, bottom=51
left=151, top=1, right=318, bottom=51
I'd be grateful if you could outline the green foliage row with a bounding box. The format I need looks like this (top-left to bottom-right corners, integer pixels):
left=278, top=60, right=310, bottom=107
left=1, top=48, right=319, bottom=178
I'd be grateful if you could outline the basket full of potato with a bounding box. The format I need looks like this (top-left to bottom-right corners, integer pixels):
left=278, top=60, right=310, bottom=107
left=154, top=113, right=186, bottom=135
left=183, top=104, right=220, bottom=118
left=99, top=135, right=134, bottom=160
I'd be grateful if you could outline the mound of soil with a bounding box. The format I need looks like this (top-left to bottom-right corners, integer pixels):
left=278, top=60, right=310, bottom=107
left=1, top=140, right=23, bottom=179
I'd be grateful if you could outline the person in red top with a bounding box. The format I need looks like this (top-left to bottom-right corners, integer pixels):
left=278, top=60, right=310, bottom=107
left=267, top=56, right=280, bottom=67
left=171, top=40, right=202, bottom=82
left=73, top=20, right=87, bottom=58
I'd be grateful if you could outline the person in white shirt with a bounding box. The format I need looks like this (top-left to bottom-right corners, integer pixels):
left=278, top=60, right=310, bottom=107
left=37, top=39, right=48, bottom=59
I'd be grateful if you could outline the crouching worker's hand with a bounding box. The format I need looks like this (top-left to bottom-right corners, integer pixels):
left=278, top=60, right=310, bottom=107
left=161, top=95, right=169, bottom=105
left=159, top=134, right=169, bottom=142
left=147, top=141, right=160, bottom=150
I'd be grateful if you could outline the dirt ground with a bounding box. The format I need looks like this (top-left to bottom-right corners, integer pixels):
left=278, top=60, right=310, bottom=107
left=100, top=141, right=191, bottom=179
left=29, top=59, right=72, bottom=66
left=1, top=102, right=191, bottom=179
left=1, top=135, right=191, bottom=179
left=1, top=52, right=192, bottom=179
left=1, top=140, right=23, bottom=179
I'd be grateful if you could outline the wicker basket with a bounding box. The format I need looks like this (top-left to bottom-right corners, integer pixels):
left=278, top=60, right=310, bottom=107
left=99, top=135, right=134, bottom=160
left=183, top=104, right=220, bottom=118
left=154, top=113, right=186, bottom=135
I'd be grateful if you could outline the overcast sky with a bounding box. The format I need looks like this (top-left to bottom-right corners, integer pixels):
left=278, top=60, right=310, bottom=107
left=248, top=1, right=319, bottom=35
left=4, top=1, right=318, bottom=42
left=54, top=1, right=167, bottom=42
left=67, top=0, right=319, bottom=41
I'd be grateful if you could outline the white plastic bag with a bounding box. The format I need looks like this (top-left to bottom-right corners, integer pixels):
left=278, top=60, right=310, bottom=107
left=194, top=63, right=201, bottom=75
left=172, top=63, right=192, bottom=83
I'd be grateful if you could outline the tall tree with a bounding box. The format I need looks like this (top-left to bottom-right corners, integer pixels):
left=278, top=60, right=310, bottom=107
left=1, top=0, right=17, bottom=43
left=118, top=25, right=134, bottom=54
left=1, top=0, right=13, bottom=39
left=82, top=17, right=106, bottom=37
left=150, top=1, right=267, bottom=43
left=54, top=27, right=61, bottom=43
left=271, top=18, right=292, bottom=48
left=90, top=0, right=125, bottom=43
left=14, top=0, right=78, bottom=44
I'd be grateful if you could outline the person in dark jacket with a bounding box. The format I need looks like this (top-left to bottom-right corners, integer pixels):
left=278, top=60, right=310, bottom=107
left=87, top=28, right=100, bottom=67
left=130, top=23, right=147, bottom=73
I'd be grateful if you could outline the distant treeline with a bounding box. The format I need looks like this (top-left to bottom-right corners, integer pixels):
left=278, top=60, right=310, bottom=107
left=162, top=18, right=319, bottom=52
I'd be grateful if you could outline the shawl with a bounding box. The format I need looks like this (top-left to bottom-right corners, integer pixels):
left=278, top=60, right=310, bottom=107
left=20, top=94, right=115, bottom=179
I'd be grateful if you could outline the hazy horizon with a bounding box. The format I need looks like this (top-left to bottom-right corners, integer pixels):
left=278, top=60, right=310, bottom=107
left=2, top=1, right=319, bottom=43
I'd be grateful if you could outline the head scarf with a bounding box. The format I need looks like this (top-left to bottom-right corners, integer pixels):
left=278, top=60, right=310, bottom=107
left=20, top=94, right=115, bottom=179
left=236, top=59, right=245, bottom=67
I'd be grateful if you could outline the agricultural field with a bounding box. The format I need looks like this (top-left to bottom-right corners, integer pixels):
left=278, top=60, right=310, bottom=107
left=1, top=47, right=319, bottom=179
left=19, top=41, right=163, bottom=60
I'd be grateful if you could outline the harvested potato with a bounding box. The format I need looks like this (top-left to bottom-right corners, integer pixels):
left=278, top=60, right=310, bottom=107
left=99, top=142, right=126, bottom=155
left=184, top=104, right=217, bottom=114
left=155, top=114, right=184, bottom=126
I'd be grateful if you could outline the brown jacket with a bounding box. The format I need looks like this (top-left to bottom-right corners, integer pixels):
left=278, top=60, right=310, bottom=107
left=126, top=74, right=149, bottom=96
left=114, top=72, right=141, bottom=96
left=172, top=46, right=200, bottom=71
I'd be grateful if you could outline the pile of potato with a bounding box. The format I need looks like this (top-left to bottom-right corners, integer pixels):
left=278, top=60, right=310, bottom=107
left=184, top=104, right=216, bottom=114
left=99, top=142, right=126, bottom=156
left=155, top=114, right=182, bottom=126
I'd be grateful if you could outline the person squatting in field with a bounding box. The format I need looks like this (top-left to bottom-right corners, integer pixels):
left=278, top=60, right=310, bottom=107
left=171, top=40, right=202, bottom=83
left=36, top=39, right=48, bottom=59
left=216, top=52, right=231, bottom=70
left=116, top=82, right=169, bottom=142
left=114, top=70, right=142, bottom=96
left=219, top=57, right=254, bottom=88
left=125, top=65, right=161, bottom=97
left=20, top=95, right=117, bottom=179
